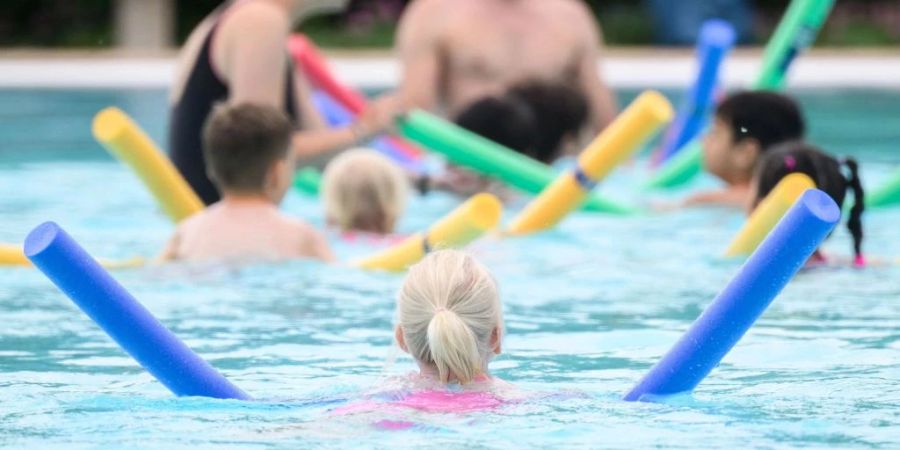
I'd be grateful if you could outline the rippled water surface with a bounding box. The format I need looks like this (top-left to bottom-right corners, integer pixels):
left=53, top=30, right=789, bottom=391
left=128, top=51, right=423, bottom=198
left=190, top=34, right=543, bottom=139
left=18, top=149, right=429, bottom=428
left=0, top=89, right=898, bottom=449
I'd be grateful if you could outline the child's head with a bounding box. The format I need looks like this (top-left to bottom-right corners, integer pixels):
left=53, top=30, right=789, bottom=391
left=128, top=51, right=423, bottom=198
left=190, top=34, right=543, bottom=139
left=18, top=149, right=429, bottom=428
left=202, top=103, right=295, bottom=202
left=508, top=80, right=589, bottom=163
left=395, top=250, right=503, bottom=384
left=752, top=142, right=865, bottom=262
left=454, top=95, right=539, bottom=158
left=704, top=91, right=806, bottom=185
left=321, top=148, right=409, bottom=234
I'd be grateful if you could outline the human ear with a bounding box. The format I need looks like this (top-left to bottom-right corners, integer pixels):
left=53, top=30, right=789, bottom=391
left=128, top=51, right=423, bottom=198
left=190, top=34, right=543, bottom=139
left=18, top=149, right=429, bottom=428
left=734, top=139, right=761, bottom=173
left=490, top=326, right=502, bottom=355
left=395, top=325, right=409, bottom=353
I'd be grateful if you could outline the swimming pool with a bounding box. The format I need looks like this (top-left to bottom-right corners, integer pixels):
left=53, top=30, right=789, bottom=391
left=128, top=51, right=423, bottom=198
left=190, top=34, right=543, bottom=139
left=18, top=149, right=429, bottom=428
left=1, top=88, right=898, bottom=448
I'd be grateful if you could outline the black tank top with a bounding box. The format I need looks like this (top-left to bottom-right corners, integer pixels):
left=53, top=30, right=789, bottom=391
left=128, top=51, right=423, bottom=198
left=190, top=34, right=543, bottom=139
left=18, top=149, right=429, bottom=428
left=169, top=3, right=299, bottom=205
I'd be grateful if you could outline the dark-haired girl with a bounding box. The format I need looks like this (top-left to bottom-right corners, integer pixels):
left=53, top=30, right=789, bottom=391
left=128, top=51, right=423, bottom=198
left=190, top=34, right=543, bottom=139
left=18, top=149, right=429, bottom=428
left=751, top=142, right=865, bottom=267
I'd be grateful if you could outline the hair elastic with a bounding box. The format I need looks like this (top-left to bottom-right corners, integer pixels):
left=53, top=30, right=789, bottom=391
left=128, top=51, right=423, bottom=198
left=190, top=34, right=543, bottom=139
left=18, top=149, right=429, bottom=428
left=784, top=155, right=797, bottom=171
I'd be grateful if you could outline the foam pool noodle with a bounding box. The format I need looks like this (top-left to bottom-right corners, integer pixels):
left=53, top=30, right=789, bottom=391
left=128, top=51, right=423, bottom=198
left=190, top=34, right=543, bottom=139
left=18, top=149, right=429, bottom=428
left=356, top=193, right=502, bottom=271
left=25, top=222, right=249, bottom=400
left=506, top=91, right=673, bottom=235
left=288, top=34, right=423, bottom=160
left=645, top=0, right=836, bottom=190
left=310, top=90, right=425, bottom=174
left=624, top=189, right=840, bottom=401
left=0, top=243, right=29, bottom=266
left=2, top=242, right=144, bottom=269
left=725, top=173, right=816, bottom=257
left=92, top=107, right=204, bottom=223
left=399, top=110, right=639, bottom=215
left=866, top=167, right=900, bottom=209
left=654, top=20, right=736, bottom=165
left=293, top=167, right=323, bottom=195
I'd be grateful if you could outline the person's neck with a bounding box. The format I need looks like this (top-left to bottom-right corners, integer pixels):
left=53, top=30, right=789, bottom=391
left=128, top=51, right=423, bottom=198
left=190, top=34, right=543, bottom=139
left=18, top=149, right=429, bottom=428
left=417, top=363, right=491, bottom=384
left=220, top=192, right=277, bottom=206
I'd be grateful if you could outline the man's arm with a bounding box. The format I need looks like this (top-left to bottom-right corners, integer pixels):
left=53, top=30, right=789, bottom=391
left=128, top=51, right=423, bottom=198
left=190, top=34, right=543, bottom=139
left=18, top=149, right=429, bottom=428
left=395, top=0, right=444, bottom=111
left=573, top=3, right=618, bottom=133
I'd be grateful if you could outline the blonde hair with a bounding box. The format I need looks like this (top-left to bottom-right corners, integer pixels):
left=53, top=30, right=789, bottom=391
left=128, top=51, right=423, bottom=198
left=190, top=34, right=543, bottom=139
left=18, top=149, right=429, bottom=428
left=321, top=148, right=409, bottom=234
left=397, top=250, right=503, bottom=384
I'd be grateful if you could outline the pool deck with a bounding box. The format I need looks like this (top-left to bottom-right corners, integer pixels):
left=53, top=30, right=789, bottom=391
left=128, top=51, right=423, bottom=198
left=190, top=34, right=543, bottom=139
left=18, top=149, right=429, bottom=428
left=0, top=48, right=898, bottom=89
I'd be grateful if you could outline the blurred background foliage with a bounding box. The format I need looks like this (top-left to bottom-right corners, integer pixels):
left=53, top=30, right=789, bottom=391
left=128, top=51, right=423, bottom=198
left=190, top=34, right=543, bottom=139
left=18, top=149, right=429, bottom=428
left=0, top=0, right=898, bottom=48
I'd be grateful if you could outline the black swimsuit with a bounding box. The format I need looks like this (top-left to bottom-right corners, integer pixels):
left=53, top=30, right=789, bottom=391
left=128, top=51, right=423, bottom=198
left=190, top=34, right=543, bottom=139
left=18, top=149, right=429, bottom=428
left=169, top=4, right=299, bottom=205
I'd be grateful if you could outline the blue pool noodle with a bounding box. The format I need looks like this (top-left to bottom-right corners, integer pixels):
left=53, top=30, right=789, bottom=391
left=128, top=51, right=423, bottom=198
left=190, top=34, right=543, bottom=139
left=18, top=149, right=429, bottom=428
left=24, top=222, right=250, bottom=400
left=658, top=20, right=736, bottom=163
left=623, top=189, right=840, bottom=401
left=312, top=90, right=425, bottom=174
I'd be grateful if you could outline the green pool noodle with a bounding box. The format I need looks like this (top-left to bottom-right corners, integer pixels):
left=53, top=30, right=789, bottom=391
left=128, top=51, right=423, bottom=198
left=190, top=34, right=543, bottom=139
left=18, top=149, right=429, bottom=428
left=293, top=167, right=322, bottom=195
left=644, top=140, right=704, bottom=190
left=755, top=0, right=836, bottom=91
left=867, top=167, right=900, bottom=208
left=399, top=110, right=639, bottom=215
left=646, top=0, right=836, bottom=190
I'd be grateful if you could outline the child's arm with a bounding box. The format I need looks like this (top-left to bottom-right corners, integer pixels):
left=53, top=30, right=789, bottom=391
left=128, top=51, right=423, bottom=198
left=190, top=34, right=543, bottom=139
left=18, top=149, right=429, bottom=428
left=682, top=186, right=751, bottom=209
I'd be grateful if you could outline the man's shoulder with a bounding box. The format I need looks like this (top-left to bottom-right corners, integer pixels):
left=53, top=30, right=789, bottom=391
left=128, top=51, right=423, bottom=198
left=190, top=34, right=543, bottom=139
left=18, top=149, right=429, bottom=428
left=406, top=0, right=475, bottom=20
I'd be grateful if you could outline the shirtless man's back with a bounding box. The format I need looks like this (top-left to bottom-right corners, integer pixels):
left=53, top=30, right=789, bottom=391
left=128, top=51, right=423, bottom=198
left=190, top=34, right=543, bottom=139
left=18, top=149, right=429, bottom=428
left=396, top=0, right=617, bottom=132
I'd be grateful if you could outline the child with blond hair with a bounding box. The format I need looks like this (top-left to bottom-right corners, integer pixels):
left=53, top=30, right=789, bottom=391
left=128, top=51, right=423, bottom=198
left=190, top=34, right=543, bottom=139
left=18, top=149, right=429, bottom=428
left=321, top=148, right=409, bottom=235
left=395, top=250, right=504, bottom=385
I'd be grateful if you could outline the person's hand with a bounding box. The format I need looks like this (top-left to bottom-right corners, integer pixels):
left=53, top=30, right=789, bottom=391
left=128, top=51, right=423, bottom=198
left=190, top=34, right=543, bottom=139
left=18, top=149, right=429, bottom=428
left=352, top=94, right=406, bottom=142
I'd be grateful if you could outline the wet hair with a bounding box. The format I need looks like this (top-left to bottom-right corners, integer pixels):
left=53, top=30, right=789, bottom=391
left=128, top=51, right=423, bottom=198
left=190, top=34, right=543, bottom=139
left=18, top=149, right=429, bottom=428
left=508, top=81, right=589, bottom=163
left=454, top=95, right=538, bottom=158
left=397, top=250, right=503, bottom=384
left=754, top=142, right=865, bottom=262
left=321, top=148, right=409, bottom=234
left=716, top=91, right=806, bottom=152
left=202, top=103, right=293, bottom=193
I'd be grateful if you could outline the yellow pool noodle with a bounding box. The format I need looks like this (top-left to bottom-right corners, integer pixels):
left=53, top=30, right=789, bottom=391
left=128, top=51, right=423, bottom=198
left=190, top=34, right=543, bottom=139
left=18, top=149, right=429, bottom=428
left=1, top=242, right=145, bottom=269
left=93, top=107, right=204, bottom=223
left=506, top=91, right=674, bottom=235
left=0, top=243, right=29, bottom=266
left=356, top=193, right=502, bottom=271
left=725, top=173, right=816, bottom=257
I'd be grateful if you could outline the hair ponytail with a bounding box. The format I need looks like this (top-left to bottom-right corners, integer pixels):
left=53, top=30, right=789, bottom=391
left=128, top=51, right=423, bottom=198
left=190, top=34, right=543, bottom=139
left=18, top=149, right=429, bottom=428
left=842, top=158, right=865, bottom=265
left=397, top=250, right=502, bottom=385
left=427, top=310, right=482, bottom=383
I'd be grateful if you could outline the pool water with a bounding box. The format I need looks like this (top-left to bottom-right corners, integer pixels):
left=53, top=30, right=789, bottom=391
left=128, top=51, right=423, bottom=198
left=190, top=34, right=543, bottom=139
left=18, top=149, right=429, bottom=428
left=0, top=89, right=898, bottom=448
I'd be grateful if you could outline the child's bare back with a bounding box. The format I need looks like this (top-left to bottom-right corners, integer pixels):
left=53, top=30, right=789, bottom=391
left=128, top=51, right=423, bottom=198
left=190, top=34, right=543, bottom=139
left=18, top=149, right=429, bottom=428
left=160, top=103, right=334, bottom=264
left=162, top=198, right=333, bottom=263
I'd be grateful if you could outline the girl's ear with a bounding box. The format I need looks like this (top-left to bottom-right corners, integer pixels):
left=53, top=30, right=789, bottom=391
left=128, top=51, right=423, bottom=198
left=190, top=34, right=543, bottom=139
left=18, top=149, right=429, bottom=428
left=733, top=139, right=761, bottom=174
left=490, top=326, right=502, bottom=355
left=395, top=326, right=409, bottom=353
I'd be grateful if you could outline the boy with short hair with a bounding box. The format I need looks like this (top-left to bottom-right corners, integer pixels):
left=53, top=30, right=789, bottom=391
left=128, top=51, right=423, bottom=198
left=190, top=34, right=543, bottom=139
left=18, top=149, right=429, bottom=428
left=161, top=103, right=334, bottom=263
left=685, top=91, right=806, bottom=208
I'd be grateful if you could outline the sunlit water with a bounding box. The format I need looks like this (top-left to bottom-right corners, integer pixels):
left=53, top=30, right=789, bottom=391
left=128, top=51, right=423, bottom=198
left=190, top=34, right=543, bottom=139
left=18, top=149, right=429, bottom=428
left=0, top=89, right=898, bottom=449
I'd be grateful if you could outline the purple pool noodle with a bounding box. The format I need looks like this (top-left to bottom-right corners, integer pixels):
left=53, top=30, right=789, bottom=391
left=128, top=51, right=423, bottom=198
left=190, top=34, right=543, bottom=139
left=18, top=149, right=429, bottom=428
left=312, top=90, right=425, bottom=174
left=624, top=189, right=840, bottom=401
left=25, top=222, right=250, bottom=400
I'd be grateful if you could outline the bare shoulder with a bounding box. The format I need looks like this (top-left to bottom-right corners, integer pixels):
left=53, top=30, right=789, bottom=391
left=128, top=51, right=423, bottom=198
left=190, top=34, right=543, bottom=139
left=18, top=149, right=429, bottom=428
left=546, top=0, right=595, bottom=18
left=224, top=1, right=290, bottom=34
left=401, top=0, right=471, bottom=28
left=282, top=215, right=318, bottom=234
left=281, top=215, right=328, bottom=246
left=176, top=209, right=207, bottom=234
left=543, top=0, right=599, bottom=33
left=405, top=0, right=458, bottom=16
